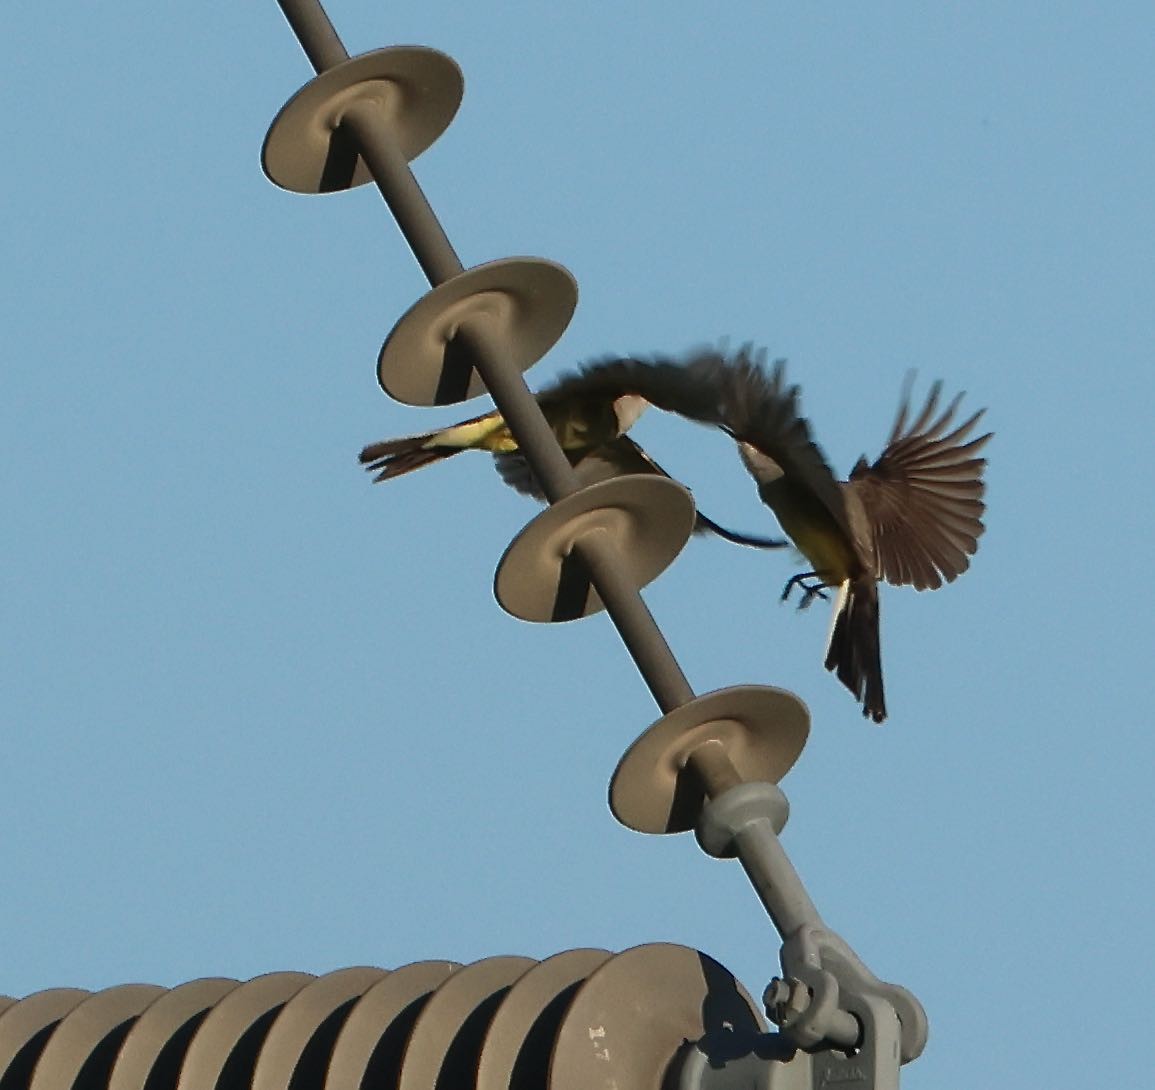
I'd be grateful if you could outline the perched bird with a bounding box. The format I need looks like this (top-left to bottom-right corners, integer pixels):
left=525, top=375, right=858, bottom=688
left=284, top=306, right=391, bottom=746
left=358, top=357, right=786, bottom=550
left=696, top=351, right=992, bottom=723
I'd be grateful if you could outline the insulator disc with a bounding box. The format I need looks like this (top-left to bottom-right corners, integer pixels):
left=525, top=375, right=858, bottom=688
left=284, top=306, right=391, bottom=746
left=325, top=962, right=459, bottom=1090
left=610, top=685, right=810, bottom=834
left=549, top=944, right=766, bottom=1090
left=475, top=949, right=611, bottom=1090
left=377, top=258, right=578, bottom=406
left=108, top=979, right=241, bottom=1090
left=494, top=476, right=696, bottom=622
left=27, top=985, right=165, bottom=1090
left=251, top=968, right=389, bottom=1090
left=176, top=972, right=314, bottom=1090
left=262, top=47, right=463, bottom=194
left=0, top=989, right=90, bottom=1090
left=396, top=957, right=534, bottom=1090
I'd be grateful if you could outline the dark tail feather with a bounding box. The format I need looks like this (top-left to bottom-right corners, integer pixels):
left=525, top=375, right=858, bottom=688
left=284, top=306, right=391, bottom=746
left=693, top=511, right=788, bottom=550
left=824, top=577, right=887, bottom=723
left=359, top=438, right=461, bottom=483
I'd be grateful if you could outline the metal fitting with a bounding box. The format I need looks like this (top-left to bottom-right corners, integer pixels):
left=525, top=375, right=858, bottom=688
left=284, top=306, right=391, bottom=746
left=764, top=976, right=811, bottom=1026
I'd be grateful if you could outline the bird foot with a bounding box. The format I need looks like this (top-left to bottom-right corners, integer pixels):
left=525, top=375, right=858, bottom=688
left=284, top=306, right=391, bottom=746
left=780, top=573, right=830, bottom=610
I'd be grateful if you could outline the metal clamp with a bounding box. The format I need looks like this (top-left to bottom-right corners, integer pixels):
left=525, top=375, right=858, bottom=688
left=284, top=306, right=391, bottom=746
left=771, top=925, right=928, bottom=1063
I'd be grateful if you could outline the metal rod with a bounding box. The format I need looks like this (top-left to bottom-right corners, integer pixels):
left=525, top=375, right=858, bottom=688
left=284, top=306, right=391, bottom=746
left=341, top=102, right=466, bottom=286
left=276, top=0, right=349, bottom=73
left=460, top=327, right=585, bottom=503
left=572, top=530, right=695, bottom=714
left=734, top=822, right=822, bottom=937
left=690, top=744, right=822, bottom=935
left=271, top=0, right=695, bottom=716
left=687, top=740, right=742, bottom=796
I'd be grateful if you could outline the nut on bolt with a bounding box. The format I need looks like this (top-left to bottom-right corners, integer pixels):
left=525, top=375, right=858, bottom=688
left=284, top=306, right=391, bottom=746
left=764, top=976, right=811, bottom=1025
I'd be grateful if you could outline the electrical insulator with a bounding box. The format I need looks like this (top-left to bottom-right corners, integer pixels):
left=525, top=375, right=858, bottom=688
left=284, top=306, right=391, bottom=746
left=0, top=945, right=776, bottom=1090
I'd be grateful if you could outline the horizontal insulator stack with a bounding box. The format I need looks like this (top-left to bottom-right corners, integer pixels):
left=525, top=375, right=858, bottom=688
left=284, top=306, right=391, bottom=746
left=0, top=945, right=765, bottom=1090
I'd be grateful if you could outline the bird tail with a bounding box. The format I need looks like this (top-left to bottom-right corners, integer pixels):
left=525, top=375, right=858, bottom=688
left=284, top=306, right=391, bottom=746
left=358, top=433, right=462, bottom=482
left=824, top=576, right=887, bottom=723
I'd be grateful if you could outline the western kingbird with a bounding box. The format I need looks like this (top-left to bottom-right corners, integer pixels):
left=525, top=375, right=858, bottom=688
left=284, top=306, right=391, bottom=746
left=689, top=350, right=991, bottom=723
left=358, top=357, right=787, bottom=549
left=360, top=346, right=989, bottom=722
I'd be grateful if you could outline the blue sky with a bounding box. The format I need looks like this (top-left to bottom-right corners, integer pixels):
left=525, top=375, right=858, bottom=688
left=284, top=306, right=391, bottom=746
left=3, top=3, right=1153, bottom=1086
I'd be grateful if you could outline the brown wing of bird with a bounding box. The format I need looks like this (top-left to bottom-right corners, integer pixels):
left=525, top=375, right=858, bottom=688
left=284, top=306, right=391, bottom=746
left=845, top=381, right=992, bottom=591
left=494, top=434, right=786, bottom=549
left=491, top=440, right=635, bottom=497
left=550, top=348, right=851, bottom=530
left=532, top=350, right=737, bottom=419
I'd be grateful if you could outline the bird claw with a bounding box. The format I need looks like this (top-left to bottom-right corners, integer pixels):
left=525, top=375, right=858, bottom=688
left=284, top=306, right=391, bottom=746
left=796, top=583, right=830, bottom=610
left=781, top=573, right=830, bottom=610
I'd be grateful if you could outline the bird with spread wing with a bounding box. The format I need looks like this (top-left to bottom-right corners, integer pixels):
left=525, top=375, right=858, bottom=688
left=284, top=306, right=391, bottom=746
left=358, top=355, right=786, bottom=550
left=679, top=349, right=992, bottom=723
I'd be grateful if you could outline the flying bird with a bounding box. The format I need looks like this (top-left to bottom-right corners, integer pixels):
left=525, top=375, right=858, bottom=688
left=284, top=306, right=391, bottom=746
left=697, top=351, right=991, bottom=723
left=360, top=347, right=990, bottom=722
left=358, top=357, right=787, bottom=550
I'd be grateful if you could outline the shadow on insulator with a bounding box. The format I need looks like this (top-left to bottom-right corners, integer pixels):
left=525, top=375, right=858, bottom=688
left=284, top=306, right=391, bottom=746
left=0, top=944, right=767, bottom=1090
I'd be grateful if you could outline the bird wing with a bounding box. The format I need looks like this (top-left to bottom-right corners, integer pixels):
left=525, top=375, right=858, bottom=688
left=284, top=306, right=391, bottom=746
left=535, top=354, right=711, bottom=412
left=700, top=351, right=852, bottom=535
left=845, top=380, right=992, bottom=590
left=542, top=348, right=851, bottom=551
left=492, top=449, right=543, bottom=498
left=535, top=346, right=788, bottom=423
left=492, top=436, right=656, bottom=499
left=548, top=349, right=845, bottom=494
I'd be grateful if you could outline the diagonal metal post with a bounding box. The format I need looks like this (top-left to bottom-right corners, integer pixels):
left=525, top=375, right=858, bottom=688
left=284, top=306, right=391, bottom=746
left=274, top=0, right=695, bottom=715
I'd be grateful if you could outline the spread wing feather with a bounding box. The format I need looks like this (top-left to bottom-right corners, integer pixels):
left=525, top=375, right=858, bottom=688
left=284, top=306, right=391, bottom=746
left=847, top=383, right=991, bottom=591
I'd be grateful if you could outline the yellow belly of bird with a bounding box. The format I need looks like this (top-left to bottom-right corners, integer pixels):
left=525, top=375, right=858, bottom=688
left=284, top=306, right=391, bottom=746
left=428, top=405, right=607, bottom=455
left=427, top=415, right=519, bottom=452
left=778, top=512, right=857, bottom=584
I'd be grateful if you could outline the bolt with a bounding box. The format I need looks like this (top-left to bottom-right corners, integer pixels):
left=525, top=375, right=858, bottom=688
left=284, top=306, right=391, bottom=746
left=764, top=977, right=810, bottom=1025
left=762, top=974, right=790, bottom=1006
